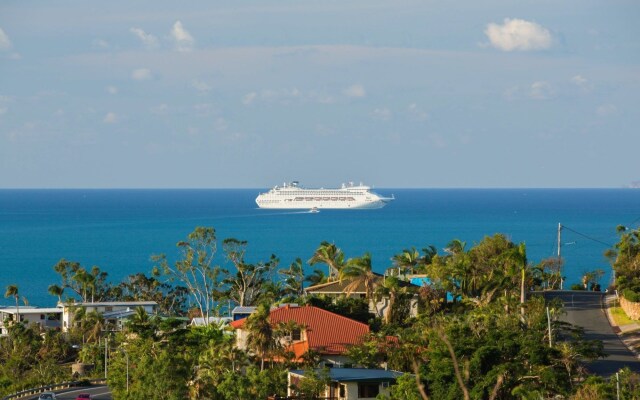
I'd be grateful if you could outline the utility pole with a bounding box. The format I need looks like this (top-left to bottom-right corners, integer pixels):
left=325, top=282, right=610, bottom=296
left=557, top=223, right=562, bottom=259
left=546, top=307, right=553, bottom=347
left=104, top=336, right=108, bottom=379
left=557, top=223, right=563, bottom=290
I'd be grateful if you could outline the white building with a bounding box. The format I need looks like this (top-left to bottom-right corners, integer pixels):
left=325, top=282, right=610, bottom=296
left=288, top=368, right=405, bottom=400
left=59, top=301, right=157, bottom=332
left=0, top=306, right=62, bottom=335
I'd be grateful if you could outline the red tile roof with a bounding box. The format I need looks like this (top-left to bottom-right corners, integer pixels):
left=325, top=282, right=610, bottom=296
left=231, top=305, right=370, bottom=355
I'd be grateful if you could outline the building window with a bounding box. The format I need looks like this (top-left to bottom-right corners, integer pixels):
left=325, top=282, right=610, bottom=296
left=291, top=329, right=301, bottom=341
left=40, top=314, right=45, bottom=320
left=105, top=306, right=113, bottom=312
left=358, top=383, right=379, bottom=398
left=339, top=384, right=346, bottom=397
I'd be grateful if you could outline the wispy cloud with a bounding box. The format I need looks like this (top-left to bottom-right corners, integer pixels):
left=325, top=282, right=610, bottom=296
left=407, top=103, right=428, bottom=121
left=171, top=21, right=194, bottom=52
left=0, top=27, right=12, bottom=50
left=372, top=107, right=392, bottom=121
left=571, top=74, right=593, bottom=92
left=343, top=84, right=366, bottom=98
left=106, top=86, right=118, bottom=95
left=529, top=81, right=554, bottom=100
left=130, top=27, right=159, bottom=49
left=596, top=104, right=617, bottom=117
left=91, top=38, right=110, bottom=49
left=242, top=92, right=257, bottom=105
left=485, top=18, right=552, bottom=51
left=103, top=112, right=118, bottom=123
left=191, top=79, right=212, bottom=93
left=131, top=68, right=152, bottom=81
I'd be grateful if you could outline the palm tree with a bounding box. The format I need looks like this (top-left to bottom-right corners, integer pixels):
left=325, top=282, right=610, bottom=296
left=445, top=239, right=466, bottom=256
left=308, top=241, right=345, bottom=279
left=376, top=276, right=404, bottom=324
left=4, top=285, right=20, bottom=324
left=48, top=284, right=64, bottom=304
left=83, top=311, right=105, bottom=343
left=340, top=253, right=379, bottom=315
left=304, top=269, right=326, bottom=287
left=391, top=247, right=420, bottom=275
left=245, top=304, right=278, bottom=371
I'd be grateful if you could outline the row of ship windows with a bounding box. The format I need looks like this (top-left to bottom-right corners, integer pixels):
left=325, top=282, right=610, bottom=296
left=288, top=197, right=356, bottom=201
left=275, top=191, right=364, bottom=195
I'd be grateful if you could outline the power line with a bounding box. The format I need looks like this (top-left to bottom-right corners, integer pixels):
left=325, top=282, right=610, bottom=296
left=561, top=225, right=613, bottom=248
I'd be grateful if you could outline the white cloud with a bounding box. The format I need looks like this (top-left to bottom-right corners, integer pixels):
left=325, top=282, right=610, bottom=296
left=103, top=112, right=118, bottom=123
left=171, top=21, right=194, bottom=52
left=130, top=28, right=159, bottom=49
left=596, top=104, right=617, bottom=117
left=91, top=38, right=110, bottom=49
left=485, top=18, right=552, bottom=51
left=214, top=117, right=228, bottom=132
left=131, top=68, right=152, bottom=81
left=529, top=81, right=554, bottom=100
left=106, top=86, right=118, bottom=95
left=0, top=28, right=12, bottom=51
left=151, top=104, right=169, bottom=115
left=343, top=84, right=366, bottom=98
left=242, top=92, right=257, bottom=105
left=571, top=74, right=593, bottom=92
left=372, top=107, right=392, bottom=121
left=407, top=103, right=428, bottom=121
left=192, top=80, right=212, bottom=93
left=315, top=124, right=336, bottom=137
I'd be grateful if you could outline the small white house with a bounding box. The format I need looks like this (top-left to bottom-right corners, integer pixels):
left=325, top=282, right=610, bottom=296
left=0, top=306, right=62, bottom=335
left=59, top=301, right=157, bottom=332
left=288, top=368, right=405, bottom=400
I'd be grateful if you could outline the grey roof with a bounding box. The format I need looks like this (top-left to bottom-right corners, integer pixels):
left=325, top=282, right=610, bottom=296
left=290, top=368, right=405, bottom=382
left=60, top=301, right=157, bottom=307
left=232, top=306, right=257, bottom=314
left=0, top=307, right=62, bottom=315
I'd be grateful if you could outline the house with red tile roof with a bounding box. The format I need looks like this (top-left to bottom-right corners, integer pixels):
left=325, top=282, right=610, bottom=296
left=230, top=304, right=370, bottom=367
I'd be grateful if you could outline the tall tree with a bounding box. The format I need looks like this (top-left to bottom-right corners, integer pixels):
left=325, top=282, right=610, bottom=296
left=340, top=253, right=379, bottom=315
left=153, top=227, right=225, bottom=322
left=4, top=285, right=20, bottom=324
left=47, top=284, right=64, bottom=304
left=304, top=269, right=326, bottom=287
left=52, top=259, right=112, bottom=303
left=279, top=258, right=305, bottom=297
left=244, top=304, right=279, bottom=371
left=308, top=241, right=345, bottom=279
left=391, top=247, right=421, bottom=275
left=222, top=238, right=279, bottom=307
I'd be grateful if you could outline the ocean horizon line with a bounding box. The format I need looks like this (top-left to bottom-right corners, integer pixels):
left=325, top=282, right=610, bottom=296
left=0, top=186, right=635, bottom=191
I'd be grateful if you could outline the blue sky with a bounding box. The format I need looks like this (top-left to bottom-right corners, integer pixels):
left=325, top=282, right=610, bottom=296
left=1, top=1, right=638, bottom=188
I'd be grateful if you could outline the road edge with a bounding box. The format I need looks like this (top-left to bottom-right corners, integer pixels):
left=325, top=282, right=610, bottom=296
left=604, top=294, right=640, bottom=359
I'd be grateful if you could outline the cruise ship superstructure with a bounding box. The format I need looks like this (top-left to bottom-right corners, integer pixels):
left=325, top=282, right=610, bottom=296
left=255, top=181, right=393, bottom=209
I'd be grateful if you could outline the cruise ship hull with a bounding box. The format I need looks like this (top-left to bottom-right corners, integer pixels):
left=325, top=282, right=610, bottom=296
left=256, top=199, right=390, bottom=209
left=255, top=182, right=393, bottom=210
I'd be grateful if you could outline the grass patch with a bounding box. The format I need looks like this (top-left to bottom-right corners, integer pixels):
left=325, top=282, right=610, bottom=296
left=611, top=306, right=638, bottom=326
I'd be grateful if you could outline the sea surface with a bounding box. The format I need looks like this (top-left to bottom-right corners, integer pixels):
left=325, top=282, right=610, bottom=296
left=0, top=189, right=638, bottom=307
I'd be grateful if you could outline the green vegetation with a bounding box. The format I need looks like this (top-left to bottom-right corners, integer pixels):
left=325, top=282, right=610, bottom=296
left=3, top=226, right=640, bottom=399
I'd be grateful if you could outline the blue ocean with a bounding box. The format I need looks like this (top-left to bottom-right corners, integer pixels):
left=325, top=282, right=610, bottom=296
left=0, top=189, right=638, bottom=307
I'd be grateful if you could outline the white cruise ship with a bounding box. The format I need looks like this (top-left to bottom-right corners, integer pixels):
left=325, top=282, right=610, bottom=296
left=255, top=181, right=393, bottom=209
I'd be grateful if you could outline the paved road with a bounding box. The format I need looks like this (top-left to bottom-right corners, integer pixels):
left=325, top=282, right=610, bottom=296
left=542, top=290, right=640, bottom=376
left=28, top=385, right=111, bottom=400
